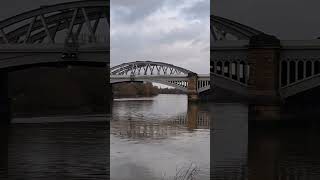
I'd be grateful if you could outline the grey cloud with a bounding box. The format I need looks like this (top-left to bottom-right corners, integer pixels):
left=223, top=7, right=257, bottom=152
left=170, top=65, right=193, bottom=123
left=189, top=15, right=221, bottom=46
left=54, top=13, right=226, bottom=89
left=111, top=0, right=165, bottom=24
left=182, top=0, right=210, bottom=20
left=111, top=0, right=210, bottom=74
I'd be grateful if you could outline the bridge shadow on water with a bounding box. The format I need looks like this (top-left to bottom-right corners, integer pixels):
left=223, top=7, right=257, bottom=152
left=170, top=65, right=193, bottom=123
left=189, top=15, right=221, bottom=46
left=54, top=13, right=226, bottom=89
left=207, top=102, right=320, bottom=180
left=0, top=127, right=8, bottom=179
left=249, top=110, right=320, bottom=180
left=1, top=119, right=110, bottom=179
left=249, top=120, right=320, bottom=180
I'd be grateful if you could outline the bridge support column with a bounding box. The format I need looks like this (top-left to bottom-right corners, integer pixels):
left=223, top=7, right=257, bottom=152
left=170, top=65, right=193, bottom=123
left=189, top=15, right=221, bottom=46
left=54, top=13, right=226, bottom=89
left=187, top=102, right=198, bottom=129
left=187, top=73, right=199, bottom=101
left=248, top=34, right=282, bottom=120
left=0, top=70, right=10, bottom=125
left=106, top=63, right=112, bottom=114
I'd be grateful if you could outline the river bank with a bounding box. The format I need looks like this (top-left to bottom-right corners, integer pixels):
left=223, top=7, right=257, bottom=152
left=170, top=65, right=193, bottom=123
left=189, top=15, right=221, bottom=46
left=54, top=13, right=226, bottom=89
left=112, top=82, right=185, bottom=98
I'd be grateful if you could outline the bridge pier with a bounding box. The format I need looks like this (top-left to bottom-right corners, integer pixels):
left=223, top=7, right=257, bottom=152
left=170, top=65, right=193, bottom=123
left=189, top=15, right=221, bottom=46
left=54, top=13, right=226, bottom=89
left=187, top=102, right=198, bottom=129
left=0, top=70, right=10, bottom=125
left=187, top=73, right=199, bottom=101
left=248, top=34, right=282, bottom=121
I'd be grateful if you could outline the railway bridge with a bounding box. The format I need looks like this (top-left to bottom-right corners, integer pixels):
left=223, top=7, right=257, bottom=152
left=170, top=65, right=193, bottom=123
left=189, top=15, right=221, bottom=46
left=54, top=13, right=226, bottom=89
left=0, top=0, right=110, bottom=124
left=211, top=15, right=320, bottom=119
left=110, top=61, right=210, bottom=100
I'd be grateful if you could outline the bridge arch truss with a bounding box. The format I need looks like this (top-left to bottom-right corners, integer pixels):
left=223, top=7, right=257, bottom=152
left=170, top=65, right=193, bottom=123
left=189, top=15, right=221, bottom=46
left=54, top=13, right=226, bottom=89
left=111, top=61, right=193, bottom=76
left=211, top=15, right=264, bottom=41
left=0, top=0, right=109, bottom=44
left=111, top=61, right=210, bottom=93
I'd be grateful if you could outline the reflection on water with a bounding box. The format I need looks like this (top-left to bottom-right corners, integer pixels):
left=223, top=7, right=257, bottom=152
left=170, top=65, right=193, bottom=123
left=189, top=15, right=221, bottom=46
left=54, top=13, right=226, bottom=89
left=6, top=121, right=109, bottom=179
left=249, top=123, right=320, bottom=180
left=210, top=103, right=248, bottom=180
left=0, top=128, right=8, bottom=179
left=209, top=103, right=320, bottom=180
left=2, top=94, right=320, bottom=179
left=110, top=94, right=210, bottom=180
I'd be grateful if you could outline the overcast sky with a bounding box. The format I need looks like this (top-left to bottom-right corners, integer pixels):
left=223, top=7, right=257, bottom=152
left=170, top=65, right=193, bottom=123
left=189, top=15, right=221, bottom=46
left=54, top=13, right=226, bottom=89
left=212, top=0, right=320, bottom=40
left=111, top=0, right=210, bottom=74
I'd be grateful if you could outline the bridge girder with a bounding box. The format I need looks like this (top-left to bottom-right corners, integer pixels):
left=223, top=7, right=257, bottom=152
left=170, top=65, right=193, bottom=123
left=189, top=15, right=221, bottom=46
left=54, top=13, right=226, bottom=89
left=111, top=77, right=210, bottom=93
left=111, top=61, right=193, bottom=76
left=211, top=15, right=264, bottom=41
left=0, top=0, right=109, bottom=44
left=111, top=61, right=210, bottom=93
left=111, top=76, right=190, bottom=92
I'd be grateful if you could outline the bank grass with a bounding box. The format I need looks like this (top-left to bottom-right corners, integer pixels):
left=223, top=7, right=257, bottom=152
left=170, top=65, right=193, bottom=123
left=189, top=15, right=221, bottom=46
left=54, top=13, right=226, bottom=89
left=162, top=162, right=200, bottom=180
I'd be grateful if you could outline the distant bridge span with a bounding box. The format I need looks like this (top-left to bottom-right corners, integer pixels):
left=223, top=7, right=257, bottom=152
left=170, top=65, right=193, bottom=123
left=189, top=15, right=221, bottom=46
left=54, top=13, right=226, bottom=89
left=110, top=61, right=210, bottom=94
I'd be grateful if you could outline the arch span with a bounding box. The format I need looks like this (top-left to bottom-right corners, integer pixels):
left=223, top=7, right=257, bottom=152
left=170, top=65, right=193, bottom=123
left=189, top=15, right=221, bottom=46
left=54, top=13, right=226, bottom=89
left=0, top=0, right=109, bottom=44
left=111, top=61, right=193, bottom=76
left=110, top=61, right=210, bottom=93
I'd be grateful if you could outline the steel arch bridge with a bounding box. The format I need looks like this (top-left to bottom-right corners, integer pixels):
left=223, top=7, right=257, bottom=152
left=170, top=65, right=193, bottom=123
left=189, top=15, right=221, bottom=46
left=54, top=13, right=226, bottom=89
left=110, top=61, right=210, bottom=93
left=0, top=0, right=109, bottom=70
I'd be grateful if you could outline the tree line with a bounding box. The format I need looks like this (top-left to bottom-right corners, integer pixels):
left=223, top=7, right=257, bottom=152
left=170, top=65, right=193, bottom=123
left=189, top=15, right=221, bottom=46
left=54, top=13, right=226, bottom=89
left=112, top=82, right=185, bottom=98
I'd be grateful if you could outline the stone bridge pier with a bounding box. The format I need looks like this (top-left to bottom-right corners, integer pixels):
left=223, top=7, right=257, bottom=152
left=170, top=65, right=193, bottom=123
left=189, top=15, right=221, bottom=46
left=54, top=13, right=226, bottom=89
left=211, top=34, right=284, bottom=120
left=187, top=72, right=199, bottom=101
left=247, top=34, right=282, bottom=120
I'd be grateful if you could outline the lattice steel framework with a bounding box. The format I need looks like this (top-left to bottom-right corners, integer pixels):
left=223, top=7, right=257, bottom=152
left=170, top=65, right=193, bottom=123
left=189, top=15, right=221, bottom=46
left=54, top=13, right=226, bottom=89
left=110, top=61, right=210, bottom=93
left=211, top=15, right=263, bottom=40
left=0, top=0, right=109, bottom=44
left=111, top=61, right=193, bottom=76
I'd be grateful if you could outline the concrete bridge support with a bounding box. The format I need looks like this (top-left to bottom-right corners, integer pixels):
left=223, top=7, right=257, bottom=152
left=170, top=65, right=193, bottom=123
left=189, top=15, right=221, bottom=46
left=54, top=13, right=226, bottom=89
left=0, top=70, right=10, bottom=125
left=187, top=73, right=199, bottom=101
left=248, top=34, right=282, bottom=120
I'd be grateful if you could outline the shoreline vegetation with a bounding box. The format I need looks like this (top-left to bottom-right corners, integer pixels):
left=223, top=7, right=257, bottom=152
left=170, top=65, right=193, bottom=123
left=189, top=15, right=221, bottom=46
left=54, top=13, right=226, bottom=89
left=112, top=82, right=186, bottom=98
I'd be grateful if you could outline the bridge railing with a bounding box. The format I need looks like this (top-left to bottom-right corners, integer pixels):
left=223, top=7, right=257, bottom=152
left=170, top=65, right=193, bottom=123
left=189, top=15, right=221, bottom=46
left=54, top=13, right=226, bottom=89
left=110, top=74, right=210, bottom=93
left=197, top=77, right=211, bottom=92
left=211, top=41, right=250, bottom=86
left=279, top=41, right=320, bottom=96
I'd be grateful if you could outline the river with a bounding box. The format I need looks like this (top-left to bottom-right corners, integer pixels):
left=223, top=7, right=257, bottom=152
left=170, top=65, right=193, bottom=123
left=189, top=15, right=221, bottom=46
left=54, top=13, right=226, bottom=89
left=111, top=94, right=210, bottom=179
left=2, top=94, right=320, bottom=179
